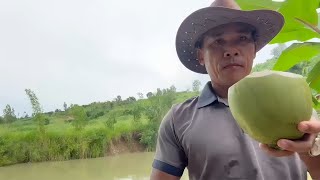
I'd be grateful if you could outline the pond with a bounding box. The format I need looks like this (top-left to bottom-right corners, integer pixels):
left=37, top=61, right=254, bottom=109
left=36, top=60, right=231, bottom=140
left=0, top=152, right=189, bottom=180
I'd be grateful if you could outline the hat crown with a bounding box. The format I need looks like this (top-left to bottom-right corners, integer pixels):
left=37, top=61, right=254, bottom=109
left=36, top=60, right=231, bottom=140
left=210, top=0, right=241, bottom=10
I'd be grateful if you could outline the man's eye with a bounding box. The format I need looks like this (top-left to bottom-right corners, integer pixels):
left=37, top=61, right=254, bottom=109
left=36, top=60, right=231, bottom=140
left=214, top=39, right=223, bottom=44
left=240, top=36, right=248, bottom=41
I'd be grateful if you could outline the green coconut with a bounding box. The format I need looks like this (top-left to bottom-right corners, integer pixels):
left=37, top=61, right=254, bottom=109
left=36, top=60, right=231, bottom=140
left=228, top=70, right=313, bottom=150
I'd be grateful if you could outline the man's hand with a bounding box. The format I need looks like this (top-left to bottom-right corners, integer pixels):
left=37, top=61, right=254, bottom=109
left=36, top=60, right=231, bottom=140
left=259, top=117, right=320, bottom=157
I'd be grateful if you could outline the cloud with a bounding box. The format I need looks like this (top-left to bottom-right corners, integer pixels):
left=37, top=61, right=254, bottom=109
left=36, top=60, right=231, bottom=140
left=0, top=0, right=272, bottom=116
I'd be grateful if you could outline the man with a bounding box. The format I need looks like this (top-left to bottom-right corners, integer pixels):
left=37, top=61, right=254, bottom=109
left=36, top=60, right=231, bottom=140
left=150, top=0, right=320, bottom=179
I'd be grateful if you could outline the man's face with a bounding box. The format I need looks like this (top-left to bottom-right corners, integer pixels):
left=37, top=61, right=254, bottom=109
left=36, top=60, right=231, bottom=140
left=197, top=22, right=256, bottom=88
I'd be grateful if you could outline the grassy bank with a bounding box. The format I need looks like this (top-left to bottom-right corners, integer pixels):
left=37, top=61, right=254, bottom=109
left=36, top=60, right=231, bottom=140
left=0, top=121, right=137, bottom=166
left=0, top=90, right=199, bottom=166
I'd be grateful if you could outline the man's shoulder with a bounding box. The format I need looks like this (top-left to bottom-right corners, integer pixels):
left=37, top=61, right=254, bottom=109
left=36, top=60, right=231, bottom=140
left=170, top=95, right=200, bottom=117
left=173, top=95, right=199, bottom=109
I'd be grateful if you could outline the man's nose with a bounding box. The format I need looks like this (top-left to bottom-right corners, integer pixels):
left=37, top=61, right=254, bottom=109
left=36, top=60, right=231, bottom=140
left=223, top=48, right=240, bottom=58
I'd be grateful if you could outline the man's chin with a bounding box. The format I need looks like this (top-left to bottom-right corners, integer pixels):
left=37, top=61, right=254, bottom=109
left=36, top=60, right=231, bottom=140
left=225, top=74, right=247, bottom=86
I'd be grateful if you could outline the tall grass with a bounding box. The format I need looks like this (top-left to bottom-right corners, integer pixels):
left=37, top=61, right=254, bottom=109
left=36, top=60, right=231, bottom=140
left=0, top=118, right=157, bottom=166
left=0, top=128, right=112, bottom=166
left=0, top=91, right=198, bottom=166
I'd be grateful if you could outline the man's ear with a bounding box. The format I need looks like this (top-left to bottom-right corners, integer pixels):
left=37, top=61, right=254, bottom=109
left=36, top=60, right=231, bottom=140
left=197, top=49, right=205, bottom=66
left=253, top=43, right=257, bottom=59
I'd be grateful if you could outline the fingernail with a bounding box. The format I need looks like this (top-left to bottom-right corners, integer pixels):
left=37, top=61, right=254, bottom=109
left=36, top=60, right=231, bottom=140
left=278, top=140, right=288, bottom=148
left=300, top=123, right=309, bottom=131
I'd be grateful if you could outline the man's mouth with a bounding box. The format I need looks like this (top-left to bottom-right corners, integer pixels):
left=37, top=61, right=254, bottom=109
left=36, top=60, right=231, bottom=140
left=223, top=63, right=243, bottom=69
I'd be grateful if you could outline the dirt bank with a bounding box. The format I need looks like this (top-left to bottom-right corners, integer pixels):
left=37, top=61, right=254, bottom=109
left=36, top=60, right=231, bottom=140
left=106, top=133, right=147, bottom=156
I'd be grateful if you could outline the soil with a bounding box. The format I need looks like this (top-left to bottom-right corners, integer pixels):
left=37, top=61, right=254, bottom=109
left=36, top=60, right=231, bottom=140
left=105, top=132, right=146, bottom=156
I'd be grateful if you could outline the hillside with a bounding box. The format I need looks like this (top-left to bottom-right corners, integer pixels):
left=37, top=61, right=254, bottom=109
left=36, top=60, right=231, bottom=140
left=0, top=88, right=199, bottom=166
left=252, top=55, right=320, bottom=77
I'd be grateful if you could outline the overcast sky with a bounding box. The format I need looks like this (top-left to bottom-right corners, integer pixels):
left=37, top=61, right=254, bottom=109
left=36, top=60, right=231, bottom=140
left=0, top=0, right=278, bottom=117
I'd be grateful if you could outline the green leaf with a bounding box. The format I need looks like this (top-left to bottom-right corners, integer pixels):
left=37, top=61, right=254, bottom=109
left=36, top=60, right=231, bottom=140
left=273, top=42, right=320, bottom=71
left=270, top=29, right=320, bottom=44
left=318, top=12, right=320, bottom=28
left=235, top=0, right=282, bottom=10
left=270, top=0, right=320, bottom=44
left=308, top=58, right=320, bottom=92
left=312, top=96, right=320, bottom=110
left=307, top=57, right=320, bottom=83
left=310, top=76, right=320, bottom=92
left=279, top=0, right=319, bottom=25
left=295, top=18, right=320, bottom=34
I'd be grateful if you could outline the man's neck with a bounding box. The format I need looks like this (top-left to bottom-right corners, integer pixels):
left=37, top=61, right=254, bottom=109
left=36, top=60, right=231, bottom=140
left=210, top=82, right=229, bottom=99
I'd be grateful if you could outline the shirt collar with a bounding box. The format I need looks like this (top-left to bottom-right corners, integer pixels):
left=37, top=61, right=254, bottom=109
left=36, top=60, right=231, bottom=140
left=197, top=81, right=229, bottom=108
left=217, top=96, right=229, bottom=106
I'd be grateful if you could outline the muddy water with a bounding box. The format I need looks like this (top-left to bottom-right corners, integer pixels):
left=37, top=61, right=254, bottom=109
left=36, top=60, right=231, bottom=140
left=0, top=152, right=189, bottom=180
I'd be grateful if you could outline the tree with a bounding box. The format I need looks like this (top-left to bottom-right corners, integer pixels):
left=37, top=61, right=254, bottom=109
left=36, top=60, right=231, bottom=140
left=0, top=116, right=4, bottom=124
left=146, top=92, right=153, bottom=98
left=126, top=96, right=136, bottom=103
left=110, top=102, right=114, bottom=109
left=156, top=88, right=162, bottom=96
left=132, top=105, right=143, bottom=122
left=123, top=105, right=143, bottom=122
left=115, top=95, right=122, bottom=103
left=3, top=104, right=16, bottom=123
left=23, top=112, right=29, bottom=118
left=24, top=89, right=49, bottom=159
left=271, top=44, right=287, bottom=58
left=142, top=92, right=175, bottom=151
left=70, top=105, right=88, bottom=131
left=63, top=102, right=68, bottom=111
left=169, top=85, right=177, bottom=93
left=25, top=89, right=46, bottom=134
left=288, top=61, right=311, bottom=76
left=252, top=58, right=277, bottom=72
left=137, top=92, right=144, bottom=99
left=25, top=89, right=42, bottom=115
left=192, top=80, right=201, bottom=92
left=162, top=88, right=167, bottom=95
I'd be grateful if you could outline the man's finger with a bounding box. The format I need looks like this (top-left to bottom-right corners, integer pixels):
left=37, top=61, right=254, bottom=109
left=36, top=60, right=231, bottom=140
left=277, top=133, right=317, bottom=153
left=298, top=119, right=320, bottom=134
left=259, top=143, right=295, bottom=157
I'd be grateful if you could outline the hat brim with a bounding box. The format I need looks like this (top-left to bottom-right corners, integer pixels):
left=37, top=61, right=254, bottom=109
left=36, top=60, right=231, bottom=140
left=175, top=7, right=285, bottom=74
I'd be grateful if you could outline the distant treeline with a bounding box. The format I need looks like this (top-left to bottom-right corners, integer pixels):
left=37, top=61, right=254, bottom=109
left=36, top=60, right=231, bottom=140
left=0, top=80, right=202, bottom=166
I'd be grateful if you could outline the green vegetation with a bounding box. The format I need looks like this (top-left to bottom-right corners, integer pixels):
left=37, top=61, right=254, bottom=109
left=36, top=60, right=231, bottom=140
left=0, top=83, right=200, bottom=167
left=1, top=105, right=17, bottom=124
left=252, top=53, right=320, bottom=78
left=237, top=0, right=320, bottom=110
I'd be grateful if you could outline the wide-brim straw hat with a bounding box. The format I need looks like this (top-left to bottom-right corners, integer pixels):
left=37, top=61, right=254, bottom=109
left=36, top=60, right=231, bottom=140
left=175, top=0, right=285, bottom=74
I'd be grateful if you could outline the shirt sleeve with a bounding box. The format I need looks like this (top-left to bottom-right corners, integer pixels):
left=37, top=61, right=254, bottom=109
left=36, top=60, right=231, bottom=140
left=152, top=107, right=188, bottom=177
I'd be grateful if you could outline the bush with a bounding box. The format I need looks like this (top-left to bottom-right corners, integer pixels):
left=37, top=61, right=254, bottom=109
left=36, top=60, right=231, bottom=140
left=44, top=118, right=50, bottom=125
left=139, top=122, right=158, bottom=151
left=0, top=117, right=4, bottom=124
left=86, top=110, right=105, bottom=120
left=0, top=127, right=113, bottom=166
